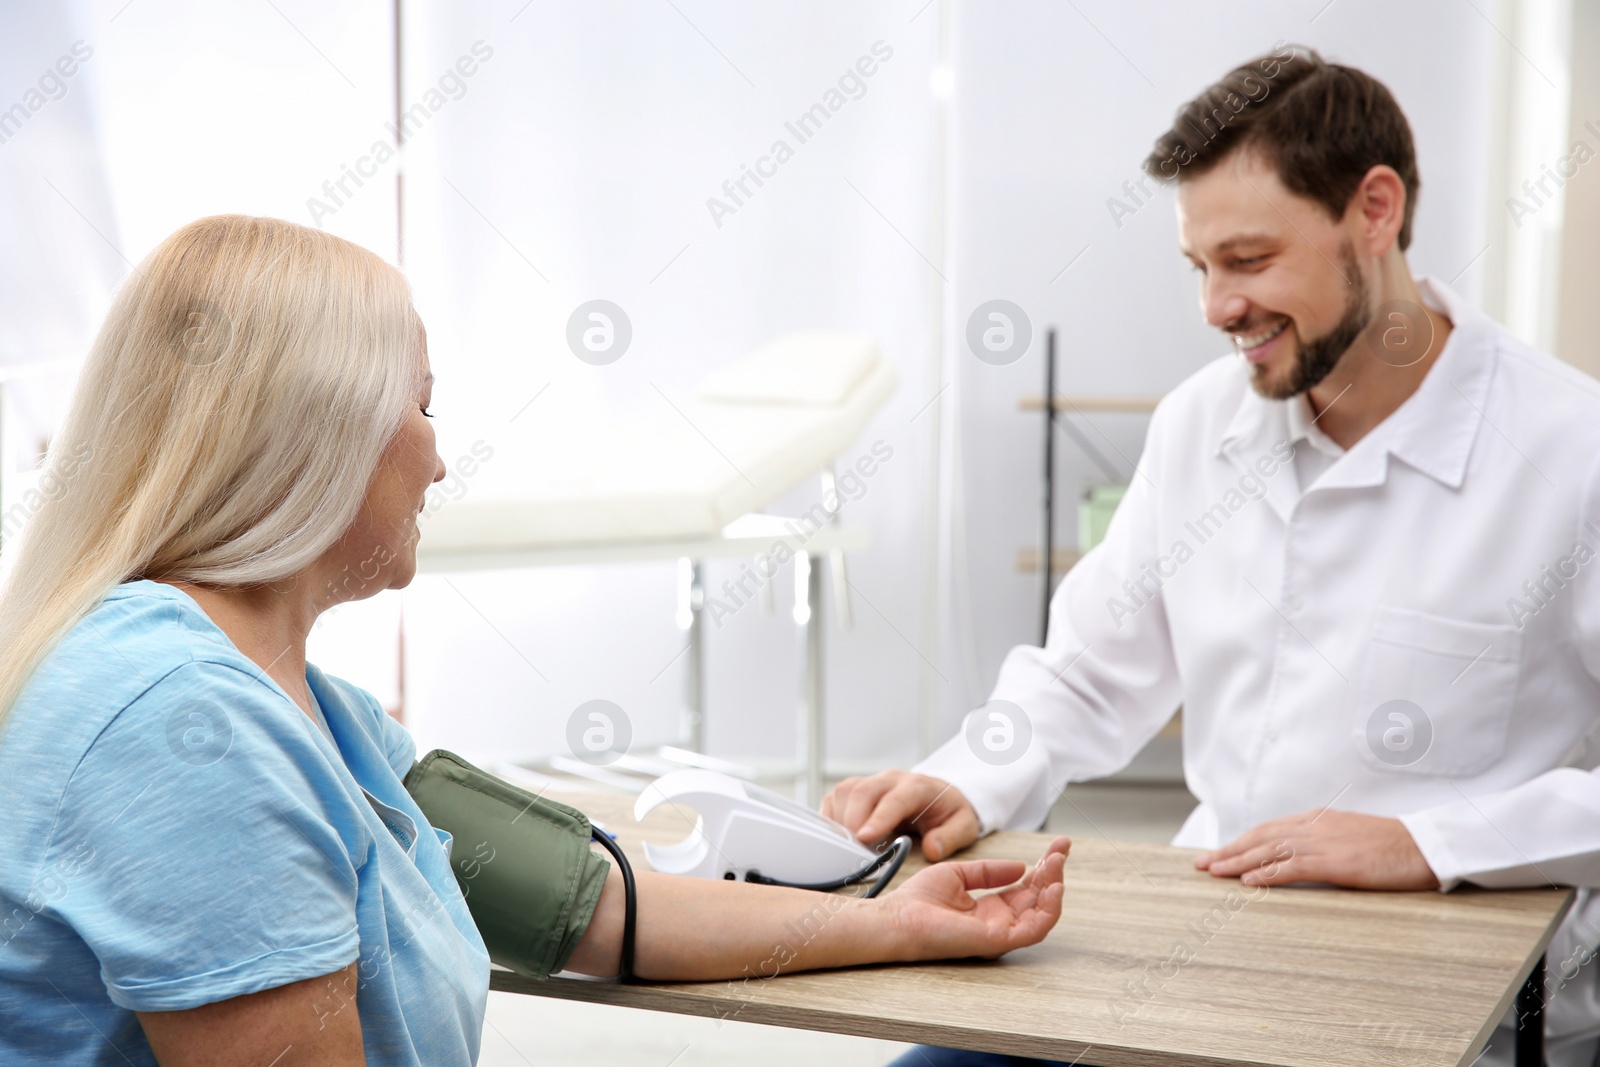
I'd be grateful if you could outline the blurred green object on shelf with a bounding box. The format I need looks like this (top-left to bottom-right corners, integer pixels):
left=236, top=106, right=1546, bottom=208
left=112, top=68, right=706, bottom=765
left=1078, top=484, right=1127, bottom=552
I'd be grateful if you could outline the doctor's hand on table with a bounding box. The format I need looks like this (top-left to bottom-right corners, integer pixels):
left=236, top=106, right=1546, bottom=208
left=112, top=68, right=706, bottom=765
left=1196, top=809, right=1440, bottom=890
left=820, top=771, right=1441, bottom=892
left=823, top=769, right=985, bottom=862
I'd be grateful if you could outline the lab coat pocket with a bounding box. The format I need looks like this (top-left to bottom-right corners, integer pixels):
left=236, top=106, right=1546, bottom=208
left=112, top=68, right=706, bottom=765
left=1352, top=606, right=1522, bottom=777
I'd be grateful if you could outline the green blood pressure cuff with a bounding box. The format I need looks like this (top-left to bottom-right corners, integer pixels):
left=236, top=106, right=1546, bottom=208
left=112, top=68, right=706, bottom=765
left=402, top=749, right=610, bottom=980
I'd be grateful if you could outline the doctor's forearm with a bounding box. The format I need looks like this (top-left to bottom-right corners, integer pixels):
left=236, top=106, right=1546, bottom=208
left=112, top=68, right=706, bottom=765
left=1400, top=766, right=1600, bottom=890
left=566, top=866, right=905, bottom=981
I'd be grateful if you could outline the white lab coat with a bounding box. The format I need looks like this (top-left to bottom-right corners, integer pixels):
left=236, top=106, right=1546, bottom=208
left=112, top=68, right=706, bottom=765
left=917, top=278, right=1600, bottom=1059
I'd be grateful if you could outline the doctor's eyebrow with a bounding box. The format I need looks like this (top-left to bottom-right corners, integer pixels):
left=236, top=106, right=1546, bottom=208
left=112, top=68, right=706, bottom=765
left=1189, top=234, right=1278, bottom=260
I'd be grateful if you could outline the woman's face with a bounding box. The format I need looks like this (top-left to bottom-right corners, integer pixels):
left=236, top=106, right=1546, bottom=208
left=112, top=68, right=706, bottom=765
left=323, top=336, right=446, bottom=604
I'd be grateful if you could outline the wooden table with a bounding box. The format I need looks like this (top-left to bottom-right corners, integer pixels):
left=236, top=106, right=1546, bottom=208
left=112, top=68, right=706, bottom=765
left=490, top=791, right=1574, bottom=1067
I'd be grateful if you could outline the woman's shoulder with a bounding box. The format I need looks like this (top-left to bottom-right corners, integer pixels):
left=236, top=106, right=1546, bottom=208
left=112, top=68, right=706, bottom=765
left=0, top=580, right=313, bottom=811
left=0, top=581, right=375, bottom=894
left=305, top=664, right=416, bottom=781
left=12, top=579, right=271, bottom=725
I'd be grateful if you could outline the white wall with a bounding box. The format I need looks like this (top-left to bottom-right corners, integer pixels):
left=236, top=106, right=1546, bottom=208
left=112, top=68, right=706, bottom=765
left=395, top=1, right=945, bottom=766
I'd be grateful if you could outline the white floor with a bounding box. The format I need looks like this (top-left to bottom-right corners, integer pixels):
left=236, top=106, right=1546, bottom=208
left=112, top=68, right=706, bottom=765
left=476, top=781, right=1197, bottom=1067
left=479, top=995, right=912, bottom=1067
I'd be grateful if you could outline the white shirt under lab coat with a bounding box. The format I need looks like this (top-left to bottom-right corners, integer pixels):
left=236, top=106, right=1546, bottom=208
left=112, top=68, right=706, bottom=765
left=917, top=277, right=1600, bottom=1060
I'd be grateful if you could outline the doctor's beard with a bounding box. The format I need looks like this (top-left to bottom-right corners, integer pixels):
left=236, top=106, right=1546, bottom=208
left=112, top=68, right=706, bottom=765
left=1250, top=242, right=1371, bottom=401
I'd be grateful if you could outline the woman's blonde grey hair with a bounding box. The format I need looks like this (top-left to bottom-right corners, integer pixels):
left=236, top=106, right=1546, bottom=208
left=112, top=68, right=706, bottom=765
left=0, top=214, right=425, bottom=731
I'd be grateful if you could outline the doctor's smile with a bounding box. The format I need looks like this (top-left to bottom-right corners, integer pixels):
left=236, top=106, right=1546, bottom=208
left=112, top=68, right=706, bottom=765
left=0, top=12, right=1592, bottom=1067
left=1231, top=315, right=1290, bottom=361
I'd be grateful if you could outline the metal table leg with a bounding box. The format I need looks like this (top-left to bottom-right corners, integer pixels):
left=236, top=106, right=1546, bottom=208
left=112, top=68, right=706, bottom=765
left=678, top=558, right=705, bottom=751
left=795, top=552, right=824, bottom=806
left=1516, top=953, right=1545, bottom=1066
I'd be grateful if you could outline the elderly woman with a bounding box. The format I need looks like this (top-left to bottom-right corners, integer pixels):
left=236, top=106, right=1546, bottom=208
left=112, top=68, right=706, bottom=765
left=0, top=216, right=1069, bottom=1066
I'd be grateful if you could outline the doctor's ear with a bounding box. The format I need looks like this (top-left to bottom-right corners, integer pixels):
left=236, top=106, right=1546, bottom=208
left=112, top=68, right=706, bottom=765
left=1350, top=164, right=1406, bottom=257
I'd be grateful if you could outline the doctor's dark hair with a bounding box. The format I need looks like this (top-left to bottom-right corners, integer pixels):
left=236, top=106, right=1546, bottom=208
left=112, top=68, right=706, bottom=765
left=1143, top=45, right=1422, bottom=251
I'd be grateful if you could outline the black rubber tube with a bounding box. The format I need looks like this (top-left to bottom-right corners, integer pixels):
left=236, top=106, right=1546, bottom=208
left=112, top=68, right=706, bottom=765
left=590, top=829, right=636, bottom=981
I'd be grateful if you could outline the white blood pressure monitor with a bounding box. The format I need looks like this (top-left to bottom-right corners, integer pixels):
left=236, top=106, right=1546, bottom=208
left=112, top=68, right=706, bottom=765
left=635, top=769, right=884, bottom=885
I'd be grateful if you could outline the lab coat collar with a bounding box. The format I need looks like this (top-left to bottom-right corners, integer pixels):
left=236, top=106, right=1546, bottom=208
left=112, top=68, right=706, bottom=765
left=1378, top=277, right=1494, bottom=491
left=1216, top=276, right=1493, bottom=504
left=1216, top=393, right=1301, bottom=520
left=1284, top=390, right=1344, bottom=461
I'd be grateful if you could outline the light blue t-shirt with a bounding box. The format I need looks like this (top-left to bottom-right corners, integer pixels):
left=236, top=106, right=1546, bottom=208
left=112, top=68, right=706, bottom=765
left=0, top=579, right=490, bottom=1065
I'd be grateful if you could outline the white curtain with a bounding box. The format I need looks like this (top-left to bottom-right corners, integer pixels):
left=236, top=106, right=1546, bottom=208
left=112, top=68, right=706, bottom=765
left=0, top=0, right=120, bottom=473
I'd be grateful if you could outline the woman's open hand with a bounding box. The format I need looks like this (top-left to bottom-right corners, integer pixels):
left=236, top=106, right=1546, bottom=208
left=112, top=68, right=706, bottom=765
left=570, top=836, right=1070, bottom=981
left=885, top=836, right=1071, bottom=962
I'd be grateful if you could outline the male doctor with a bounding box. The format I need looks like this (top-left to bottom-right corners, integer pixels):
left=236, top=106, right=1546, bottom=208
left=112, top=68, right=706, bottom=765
left=825, top=46, right=1600, bottom=1065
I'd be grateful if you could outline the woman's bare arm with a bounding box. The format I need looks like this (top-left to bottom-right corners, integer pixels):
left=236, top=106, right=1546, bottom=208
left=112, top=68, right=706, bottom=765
left=136, top=962, right=364, bottom=1067
left=565, top=837, right=1071, bottom=981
